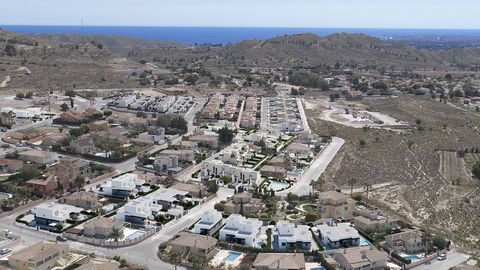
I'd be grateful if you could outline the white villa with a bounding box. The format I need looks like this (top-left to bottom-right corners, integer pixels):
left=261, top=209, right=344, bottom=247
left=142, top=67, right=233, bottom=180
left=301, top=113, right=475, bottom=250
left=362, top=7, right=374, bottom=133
left=201, top=160, right=260, bottom=185
left=97, top=173, right=145, bottom=198
left=31, top=202, right=83, bottom=227
left=275, top=220, right=312, bottom=251
left=317, top=221, right=360, bottom=249
left=219, top=214, right=263, bottom=247
left=115, top=187, right=189, bottom=225
left=193, top=209, right=223, bottom=236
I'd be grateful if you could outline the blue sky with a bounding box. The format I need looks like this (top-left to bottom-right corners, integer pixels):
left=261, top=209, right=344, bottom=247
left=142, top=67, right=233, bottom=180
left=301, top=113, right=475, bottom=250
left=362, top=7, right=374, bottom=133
left=2, top=0, right=479, bottom=29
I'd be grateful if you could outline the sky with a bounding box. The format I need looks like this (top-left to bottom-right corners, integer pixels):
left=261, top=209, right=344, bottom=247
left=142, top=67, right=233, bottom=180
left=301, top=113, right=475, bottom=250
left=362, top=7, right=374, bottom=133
left=1, top=0, right=479, bottom=29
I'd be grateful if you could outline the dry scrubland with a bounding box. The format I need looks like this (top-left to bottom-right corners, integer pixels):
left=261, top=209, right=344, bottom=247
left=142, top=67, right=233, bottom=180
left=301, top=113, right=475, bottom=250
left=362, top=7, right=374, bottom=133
left=307, top=95, right=480, bottom=255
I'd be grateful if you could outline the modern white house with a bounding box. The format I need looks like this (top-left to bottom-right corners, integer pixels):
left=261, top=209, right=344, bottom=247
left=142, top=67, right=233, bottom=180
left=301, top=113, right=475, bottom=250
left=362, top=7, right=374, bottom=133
left=115, top=187, right=189, bottom=225
left=155, top=95, right=176, bottom=112
left=219, top=214, right=263, bottom=247
left=97, top=173, right=145, bottom=198
left=116, top=95, right=137, bottom=108
left=201, top=160, right=260, bottom=185
left=317, top=221, right=360, bottom=249
left=275, top=220, right=312, bottom=251
left=193, top=209, right=223, bottom=236
left=31, top=202, right=83, bottom=228
left=148, top=187, right=189, bottom=210
left=116, top=197, right=162, bottom=225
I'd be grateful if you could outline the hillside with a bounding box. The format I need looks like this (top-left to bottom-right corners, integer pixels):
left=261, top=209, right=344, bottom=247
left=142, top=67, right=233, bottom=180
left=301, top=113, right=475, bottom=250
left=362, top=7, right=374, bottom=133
left=37, top=34, right=186, bottom=55
left=118, top=32, right=480, bottom=73
left=218, top=33, right=449, bottom=69
left=0, top=30, right=141, bottom=91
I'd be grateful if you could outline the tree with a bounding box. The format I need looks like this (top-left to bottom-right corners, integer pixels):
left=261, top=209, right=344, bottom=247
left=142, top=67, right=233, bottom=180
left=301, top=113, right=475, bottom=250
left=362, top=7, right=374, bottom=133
left=73, top=176, right=85, bottom=187
left=206, top=180, right=218, bottom=193
left=348, top=179, right=356, bottom=198
left=15, top=93, right=25, bottom=99
left=25, top=92, right=33, bottom=99
left=5, top=44, right=17, bottom=57
left=188, top=255, right=206, bottom=270
left=265, top=228, right=272, bottom=251
left=218, top=127, right=234, bottom=145
left=305, top=211, right=319, bottom=222
left=220, top=175, right=231, bottom=185
left=60, top=103, right=69, bottom=112
left=214, top=202, right=225, bottom=211
left=472, top=160, right=480, bottom=179
left=109, top=227, right=124, bottom=242
left=184, top=74, right=199, bottom=85
left=432, top=236, right=447, bottom=250
left=65, top=90, right=76, bottom=97
left=359, top=139, right=366, bottom=147
left=8, top=164, right=41, bottom=182
left=168, top=250, right=182, bottom=270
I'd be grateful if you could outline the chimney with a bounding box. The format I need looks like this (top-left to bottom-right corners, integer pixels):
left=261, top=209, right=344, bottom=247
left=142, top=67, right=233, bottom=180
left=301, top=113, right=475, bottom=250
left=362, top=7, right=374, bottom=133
left=361, top=250, right=367, bottom=259
left=343, top=248, right=347, bottom=254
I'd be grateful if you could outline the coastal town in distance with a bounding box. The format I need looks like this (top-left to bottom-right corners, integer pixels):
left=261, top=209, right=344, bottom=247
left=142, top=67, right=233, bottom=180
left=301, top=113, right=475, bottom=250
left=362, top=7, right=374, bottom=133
left=0, top=1, right=480, bottom=270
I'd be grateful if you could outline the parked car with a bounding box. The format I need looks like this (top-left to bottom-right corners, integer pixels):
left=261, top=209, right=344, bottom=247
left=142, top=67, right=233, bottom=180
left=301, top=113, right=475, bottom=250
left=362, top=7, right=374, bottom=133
left=437, top=253, right=447, bottom=261
left=56, top=235, right=68, bottom=242
left=0, top=248, right=11, bottom=255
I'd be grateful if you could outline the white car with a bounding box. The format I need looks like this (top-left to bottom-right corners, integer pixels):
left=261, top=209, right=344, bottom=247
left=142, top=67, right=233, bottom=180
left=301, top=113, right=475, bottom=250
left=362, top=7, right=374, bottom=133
left=437, top=253, right=447, bottom=261
left=0, top=248, right=11, bottom=255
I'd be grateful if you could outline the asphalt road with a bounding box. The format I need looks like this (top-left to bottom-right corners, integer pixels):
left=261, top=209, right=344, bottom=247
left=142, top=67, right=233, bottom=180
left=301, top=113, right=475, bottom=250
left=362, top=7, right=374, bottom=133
left=412, top=251, right=469, bottom=270
left=0, top=187, right=233, bottom=269
left=277, top=137, right=345, bottom=197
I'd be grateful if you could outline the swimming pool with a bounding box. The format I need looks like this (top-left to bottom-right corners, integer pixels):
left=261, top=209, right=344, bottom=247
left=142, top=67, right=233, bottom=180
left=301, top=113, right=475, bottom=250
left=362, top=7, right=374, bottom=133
left=265, top=180, right=291, bottom=191
left=225, top=251, right=242, bottom=262
left=360, top=239, right=371, bottom=246
left=403, top=255, right=422, bottom=262
left=310, top=267, right=326, bottom=270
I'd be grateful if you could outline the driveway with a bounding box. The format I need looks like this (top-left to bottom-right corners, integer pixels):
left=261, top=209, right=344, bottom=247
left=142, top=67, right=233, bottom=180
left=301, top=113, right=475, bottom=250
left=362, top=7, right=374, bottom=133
left=277, top=137, right=345, bottom=197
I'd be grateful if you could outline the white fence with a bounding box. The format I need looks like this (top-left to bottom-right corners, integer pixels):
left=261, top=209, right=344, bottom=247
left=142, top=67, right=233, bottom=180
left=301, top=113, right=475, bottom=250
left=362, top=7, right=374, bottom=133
left=65, top=227, right=158, bottom=248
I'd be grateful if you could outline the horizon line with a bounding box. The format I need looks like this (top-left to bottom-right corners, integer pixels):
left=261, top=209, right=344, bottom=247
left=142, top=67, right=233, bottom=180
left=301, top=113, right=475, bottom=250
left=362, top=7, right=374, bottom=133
left=2, top=24, right=480, bottom=31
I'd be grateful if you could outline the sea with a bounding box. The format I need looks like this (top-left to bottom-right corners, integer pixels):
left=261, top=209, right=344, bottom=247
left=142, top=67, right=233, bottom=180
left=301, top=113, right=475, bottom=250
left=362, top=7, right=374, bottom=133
left=2, top=25, right=480, bottom=45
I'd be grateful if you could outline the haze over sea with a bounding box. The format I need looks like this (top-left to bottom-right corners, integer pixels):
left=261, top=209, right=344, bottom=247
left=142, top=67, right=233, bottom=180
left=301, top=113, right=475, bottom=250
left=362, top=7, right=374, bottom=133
left=2, top=25, right=480, bottom=45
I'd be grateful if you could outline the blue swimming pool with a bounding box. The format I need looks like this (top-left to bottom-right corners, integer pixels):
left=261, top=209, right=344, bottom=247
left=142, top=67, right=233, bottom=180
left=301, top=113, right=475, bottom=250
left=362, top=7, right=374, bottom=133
left=225, top=251, right=242, bottom=261
left=403, top=255, right=422, bottom=262
left=310, top=267, right=326, bottom=270
left=360, top=239, right=371, bottom=246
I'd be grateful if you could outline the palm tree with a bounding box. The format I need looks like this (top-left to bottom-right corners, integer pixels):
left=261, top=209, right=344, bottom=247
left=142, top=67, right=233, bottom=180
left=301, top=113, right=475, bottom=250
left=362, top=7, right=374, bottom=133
left=109, top=227, right=124, bottom=242
left=348, top=178, right=356, bottom=198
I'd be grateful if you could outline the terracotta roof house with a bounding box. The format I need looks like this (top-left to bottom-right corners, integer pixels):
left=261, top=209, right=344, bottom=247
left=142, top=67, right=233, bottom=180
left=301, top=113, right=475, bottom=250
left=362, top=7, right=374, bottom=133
left=75, top=258, right=121, bottom=270
left=18, top=149, right=56, bottom=165
left=169, top=233, right=218, bottom=259
left=333, top=246, right=388, bottom=270
left=27, top=175, right=58, bottom=197
left=253, top=253, right=305, bottom=270
left=83, top=217, right=124, bottom=239
left=0, top=158, right=23, bottom=174
left=8, top=241, right=69, bottom=270
left=64, top=191, right=99, bottom=210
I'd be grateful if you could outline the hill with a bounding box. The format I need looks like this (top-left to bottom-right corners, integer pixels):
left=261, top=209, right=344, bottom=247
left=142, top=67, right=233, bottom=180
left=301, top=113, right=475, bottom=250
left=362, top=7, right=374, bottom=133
left=0, top=30, right=142, bottom=91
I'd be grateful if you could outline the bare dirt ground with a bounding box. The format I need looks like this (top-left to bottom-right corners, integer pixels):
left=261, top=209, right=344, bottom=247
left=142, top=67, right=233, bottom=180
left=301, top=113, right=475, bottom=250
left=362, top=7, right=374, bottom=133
left=307, top=94, right=480, bottom=256
left=304, top=97, right=409, bottom=131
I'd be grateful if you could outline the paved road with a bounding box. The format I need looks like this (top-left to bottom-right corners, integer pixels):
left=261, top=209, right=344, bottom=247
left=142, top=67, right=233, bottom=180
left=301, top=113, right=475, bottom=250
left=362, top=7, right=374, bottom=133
left=412, top=251, right=469, bottom=270
left=277, top=137, right=345, bottom=197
